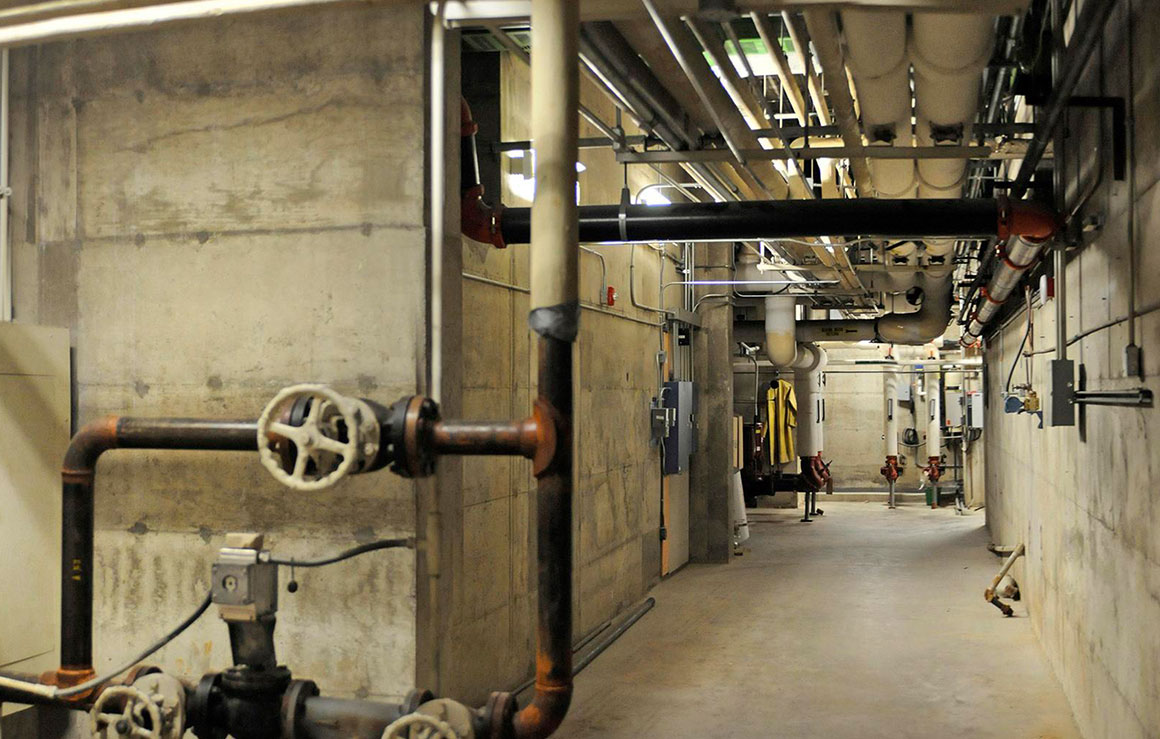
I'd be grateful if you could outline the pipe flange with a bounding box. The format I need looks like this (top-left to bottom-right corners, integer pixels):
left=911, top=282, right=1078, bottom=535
left=380, top=396, right=440, bottom=478
left=280, top=679, right=320, bottom=739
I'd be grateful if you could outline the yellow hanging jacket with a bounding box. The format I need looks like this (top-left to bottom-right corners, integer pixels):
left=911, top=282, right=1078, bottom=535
left=766, top=379, right=797, bottom=465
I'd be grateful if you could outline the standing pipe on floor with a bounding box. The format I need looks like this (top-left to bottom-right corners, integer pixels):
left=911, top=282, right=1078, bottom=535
left=925, top=372, right=942, bottom=493
left=881, top=368, right=900, bottom=506
left=55, top=417, right=258, bottom=689
left=512, top=1, right=577, bottom=736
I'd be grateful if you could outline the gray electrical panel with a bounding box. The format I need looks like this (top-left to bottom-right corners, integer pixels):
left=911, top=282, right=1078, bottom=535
left=662, top=381, right=696, bottom=474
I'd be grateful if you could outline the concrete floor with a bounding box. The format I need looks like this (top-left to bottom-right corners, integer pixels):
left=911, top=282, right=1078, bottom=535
left=556, top=502, right=1081, bottom=738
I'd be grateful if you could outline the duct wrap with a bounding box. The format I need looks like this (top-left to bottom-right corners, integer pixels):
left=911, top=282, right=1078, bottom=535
left=764, top=296, right=798, bottom=368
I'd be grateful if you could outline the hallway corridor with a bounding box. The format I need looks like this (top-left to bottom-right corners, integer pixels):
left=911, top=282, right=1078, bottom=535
left=557, top=503, right=1080, bottom=738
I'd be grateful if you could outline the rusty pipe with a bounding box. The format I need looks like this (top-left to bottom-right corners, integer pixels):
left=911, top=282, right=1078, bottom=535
left=512, top=336, right=574, bottom=739
left=59, top=416, right=257, bottom=681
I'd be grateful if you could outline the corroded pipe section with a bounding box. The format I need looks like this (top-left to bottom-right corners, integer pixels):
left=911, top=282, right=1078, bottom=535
left=58, top=417, right=257, bottom=680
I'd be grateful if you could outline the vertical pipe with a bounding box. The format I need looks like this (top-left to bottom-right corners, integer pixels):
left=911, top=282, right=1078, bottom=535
left=515, top=0, right=578, bottom=736
left=0, top=48, right=10, bottom=322
left=429, top=2, right=445, bottom=402
left=883, top=370, right=899, bottom=458
left=1054, top=245, right=1067, bottom=361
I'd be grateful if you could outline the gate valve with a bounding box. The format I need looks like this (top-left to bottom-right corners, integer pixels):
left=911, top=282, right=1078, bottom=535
left=257, top=384, right=380, bottom=491
left=89, top=685, right=163, bottom=739
left=880, top=455, right=900, bottom=482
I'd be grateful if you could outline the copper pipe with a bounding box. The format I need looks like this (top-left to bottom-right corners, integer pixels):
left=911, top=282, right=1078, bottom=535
left=58, top=416, right=257, bottom=682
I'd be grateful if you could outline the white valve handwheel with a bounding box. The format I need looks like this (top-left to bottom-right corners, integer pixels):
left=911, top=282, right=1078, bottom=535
left=89, top=686, right=163, bottom=739
left=257, top=384, right=361, bottom=491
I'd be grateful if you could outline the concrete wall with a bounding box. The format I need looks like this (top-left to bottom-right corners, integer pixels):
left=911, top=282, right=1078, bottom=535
left=441, top=52, right=691, bottom=703
left=984, top=3, right=1160, bottom=737
left=9, top=5, right=430, bottom=702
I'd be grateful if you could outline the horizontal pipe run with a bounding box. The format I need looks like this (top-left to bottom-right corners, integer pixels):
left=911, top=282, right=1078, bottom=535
left=60, top=417, right=258, bottom=677
left=501, top=199, right=1008, bottom=245
left=489, top=123, right=1037, bottom=153
left=617, top=145, right=1006, bottom=163
left=431, top=418, right=540, bottom=458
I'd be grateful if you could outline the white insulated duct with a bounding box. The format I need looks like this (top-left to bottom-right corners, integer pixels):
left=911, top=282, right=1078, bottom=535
left=912, top=13, right=994, bottom=259
left=883, top=369, right=900, bottom=458
left=793, top=343, right=827, bottom=458
left=841, top=9, right=916, bottom=199
left=926, top=371, right=942, bottom=464
left=764, top=296, right=798, bottom=368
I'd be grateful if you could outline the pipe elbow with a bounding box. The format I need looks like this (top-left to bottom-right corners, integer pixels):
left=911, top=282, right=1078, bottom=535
left=512, top=684, right=573, bottom=739
left=62, top=416, right=120, bottom=479
left=1000, top=199, right=1059, bottom=243
left=764, top=335, right=797, bottom=368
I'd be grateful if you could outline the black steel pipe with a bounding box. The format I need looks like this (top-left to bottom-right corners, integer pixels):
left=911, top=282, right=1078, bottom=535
left=500, top=199, right=1004, bottom=244
left=60, top=417, right=258, bottom=676
left=1009, top=0, right=1117, bottom=199
left=512, top=335, right=574, bottom=739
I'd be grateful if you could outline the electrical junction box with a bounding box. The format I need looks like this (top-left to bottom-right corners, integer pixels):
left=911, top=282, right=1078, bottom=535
left=966, top=391, right=984, bottom=429
left=896, top=380, right=911, bottom=403
left=662, top=381, right=696, bottom=475
left=1044, top=359, right=1076, bottom=427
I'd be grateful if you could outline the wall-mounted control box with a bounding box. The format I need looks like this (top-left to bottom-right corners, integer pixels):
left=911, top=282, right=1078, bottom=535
left=662, top=381, right=696, bottom=474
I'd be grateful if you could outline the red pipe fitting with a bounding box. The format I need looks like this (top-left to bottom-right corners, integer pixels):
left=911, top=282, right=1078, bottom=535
left=924, top=456, right=942, bottom=484
left=880, top=455, right=900, bottom=483
left=461, top=98, right=506, bottom=249
left=802, top=453, right=830, bottom=490
left=996, top=197, right=1060, bottom=243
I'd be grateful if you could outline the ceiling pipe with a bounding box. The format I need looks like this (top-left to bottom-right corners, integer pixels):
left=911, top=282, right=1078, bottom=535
left=498, top=197, right=1045, bottom=244
left=790, top=273, right=953, bottom=345
left=800, top=9, right=875, bottom=197
left=640, top=0, right=790, bottom=200
left=780, top=12, right=831, bottom=126
left=749, top=12, right=809, bottom=125
left=577, top=22, right=742, bottom=202
left=840, top=9, right=916, bottom=199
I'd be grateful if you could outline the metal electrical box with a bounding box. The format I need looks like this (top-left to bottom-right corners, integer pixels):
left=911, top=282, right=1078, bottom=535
left=966, top=391, right=985, bottom=429
left=662, top=381, right=695, bottom=474
left=945, top=389, right=964, bottom=428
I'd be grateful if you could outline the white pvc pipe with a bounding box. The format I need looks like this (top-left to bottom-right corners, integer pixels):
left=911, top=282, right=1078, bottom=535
left=763, top=295, right=797, bottom=368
